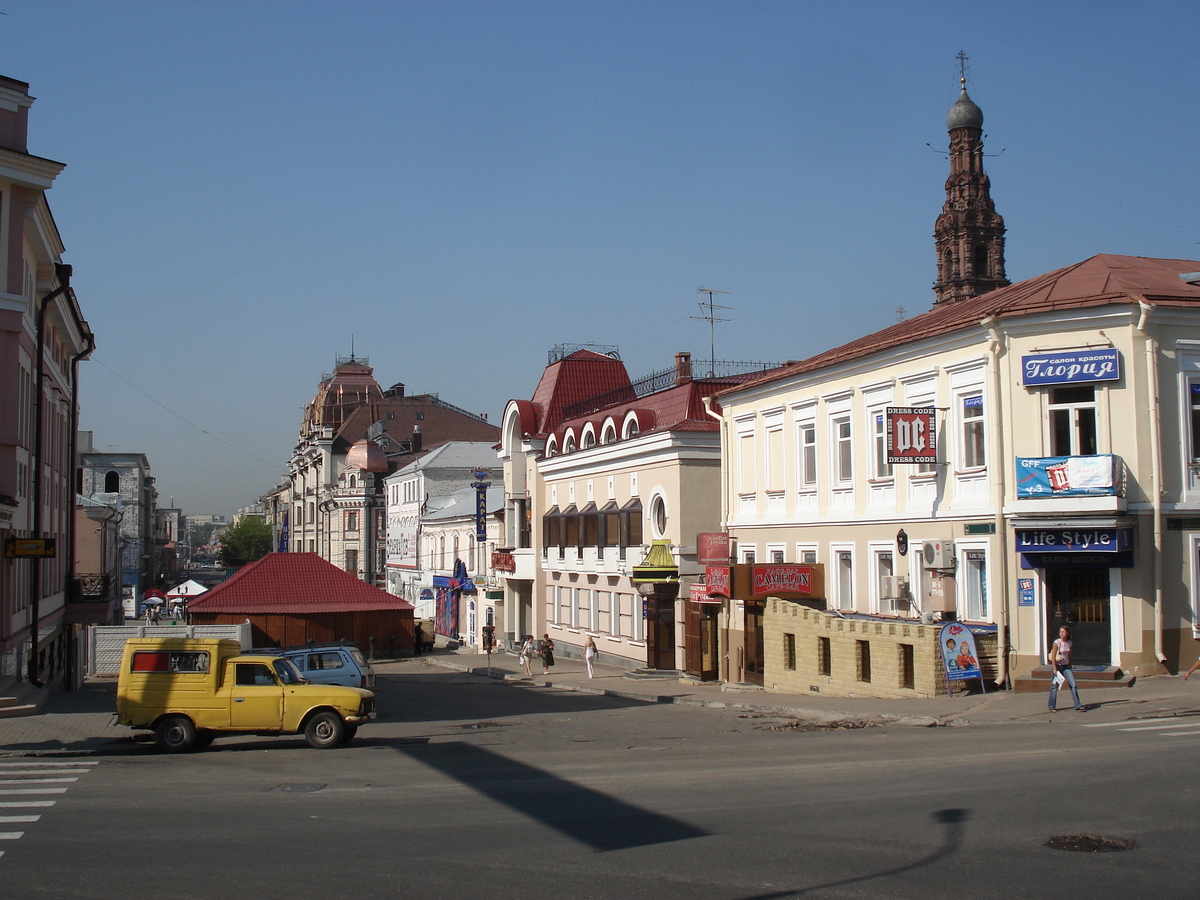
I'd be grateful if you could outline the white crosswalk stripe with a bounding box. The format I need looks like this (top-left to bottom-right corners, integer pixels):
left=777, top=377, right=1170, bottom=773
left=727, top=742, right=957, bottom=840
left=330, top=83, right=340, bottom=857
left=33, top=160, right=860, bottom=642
left=0, top=760, right=93, bottom=861
left=1081, top=715, right=1200, bottom=738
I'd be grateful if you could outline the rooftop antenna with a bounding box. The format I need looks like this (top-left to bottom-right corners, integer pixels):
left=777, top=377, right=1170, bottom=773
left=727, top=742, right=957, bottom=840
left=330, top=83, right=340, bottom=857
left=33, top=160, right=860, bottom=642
left=691, top=288, right=732, bottom=377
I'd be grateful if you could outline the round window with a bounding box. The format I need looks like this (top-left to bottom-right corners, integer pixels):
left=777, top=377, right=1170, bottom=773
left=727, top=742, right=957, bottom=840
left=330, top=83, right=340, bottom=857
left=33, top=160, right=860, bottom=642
left=651, top=496, right=667, bottom=536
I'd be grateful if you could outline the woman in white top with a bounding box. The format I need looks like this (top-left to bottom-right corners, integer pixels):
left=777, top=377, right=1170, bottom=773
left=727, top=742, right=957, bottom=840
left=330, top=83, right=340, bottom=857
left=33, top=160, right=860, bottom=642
left=584, top=636, right=598, bottom=679
left=1048, top=626, right=1083, bottom=712
left=520, top=635, right=536, bottom=677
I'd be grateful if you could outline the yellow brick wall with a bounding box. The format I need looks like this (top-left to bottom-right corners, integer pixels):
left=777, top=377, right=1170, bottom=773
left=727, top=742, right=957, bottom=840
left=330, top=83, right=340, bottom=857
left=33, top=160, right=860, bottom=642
left=763, top=599, right=998, bottom=699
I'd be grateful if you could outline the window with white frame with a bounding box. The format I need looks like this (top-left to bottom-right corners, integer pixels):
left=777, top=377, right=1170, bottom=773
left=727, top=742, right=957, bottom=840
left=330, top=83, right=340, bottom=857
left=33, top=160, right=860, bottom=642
left=573, top=589, right=586, bottom=628
left=798, top=420, right=817, bottom=490
left=961, top=394, right=986, bottom=469
left=872, top=411, right=893, bottom=480
left=796, top=543, right=818, bottom=564
left=873, top=548, right=894, bottom=613
left=962, top=550, right=988, bottom=621
left=768, top=544, right=785, bottom=563
left=741, top=546, right=757, bottom=564
left=1047, top=385, right=1098, bottom=456
left=765, top=417, right=785, bottom=492
left=558, top=586, right=571, bottom=624
left=546, top=585, right=556, bottom=624
left=1188, top=381, right=1200, bottom=462
left=834, top=548, right=854, bottom=611
left=833, top=417, right=853, bottom=483
left=617, top=592, right=634, bottom=638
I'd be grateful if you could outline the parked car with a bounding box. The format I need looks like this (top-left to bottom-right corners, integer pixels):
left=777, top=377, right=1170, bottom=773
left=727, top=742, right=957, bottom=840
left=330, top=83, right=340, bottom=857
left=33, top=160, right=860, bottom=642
left=116, top=638, right=374, bottom=753
left=279, top=643, right=376, bottom=689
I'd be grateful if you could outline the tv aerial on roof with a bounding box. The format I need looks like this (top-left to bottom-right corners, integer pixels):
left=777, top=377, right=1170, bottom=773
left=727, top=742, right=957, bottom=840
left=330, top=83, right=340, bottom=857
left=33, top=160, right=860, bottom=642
left=691, top=288, right=732, bottom=378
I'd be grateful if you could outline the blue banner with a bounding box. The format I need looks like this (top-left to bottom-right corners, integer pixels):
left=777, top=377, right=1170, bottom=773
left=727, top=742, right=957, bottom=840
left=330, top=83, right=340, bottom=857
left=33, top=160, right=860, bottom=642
left=1015, top=455, right=1116, bottom=497
left=1022, top=348, right=1120, bottom=386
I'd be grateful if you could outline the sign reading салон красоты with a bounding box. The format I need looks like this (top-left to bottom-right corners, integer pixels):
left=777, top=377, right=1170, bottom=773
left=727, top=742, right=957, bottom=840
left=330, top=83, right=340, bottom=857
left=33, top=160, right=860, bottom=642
left=1022, top=348, right=1120, bottom=387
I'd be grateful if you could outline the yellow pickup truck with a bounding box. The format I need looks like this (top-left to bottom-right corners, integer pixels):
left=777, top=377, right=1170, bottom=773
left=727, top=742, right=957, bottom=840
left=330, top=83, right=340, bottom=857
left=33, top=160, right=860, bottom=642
left=116, top=637, right=375, bottom=753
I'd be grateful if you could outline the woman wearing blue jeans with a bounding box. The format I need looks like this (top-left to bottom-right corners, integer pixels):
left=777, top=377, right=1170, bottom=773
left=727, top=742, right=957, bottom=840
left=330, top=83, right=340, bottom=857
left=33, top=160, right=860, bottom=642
left=1049, top=625, right=1083, bottom=712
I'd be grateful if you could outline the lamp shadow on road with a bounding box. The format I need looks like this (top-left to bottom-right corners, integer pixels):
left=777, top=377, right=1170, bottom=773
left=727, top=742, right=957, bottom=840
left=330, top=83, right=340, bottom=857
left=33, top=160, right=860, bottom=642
left=734, top=808, right=970, bottom=899
left=398, top=739, right=710, bottom=852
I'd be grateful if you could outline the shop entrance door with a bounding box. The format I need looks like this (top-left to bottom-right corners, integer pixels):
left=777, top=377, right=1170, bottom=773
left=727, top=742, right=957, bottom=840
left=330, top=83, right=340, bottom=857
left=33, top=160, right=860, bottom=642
left=645, top=589, right=677, bottom=670
left=684, top=603, right=719, bottom=681
left=1046, top=569, right=1111, bottom=666
left=744, top=602, right=765, bottom=685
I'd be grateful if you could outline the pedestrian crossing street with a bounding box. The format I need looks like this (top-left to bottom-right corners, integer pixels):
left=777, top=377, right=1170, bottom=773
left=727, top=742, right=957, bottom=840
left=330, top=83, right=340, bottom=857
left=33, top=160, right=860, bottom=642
left=0, top=759, right=97, bottom=859
left=1081, top=715, right=1200, bottom=738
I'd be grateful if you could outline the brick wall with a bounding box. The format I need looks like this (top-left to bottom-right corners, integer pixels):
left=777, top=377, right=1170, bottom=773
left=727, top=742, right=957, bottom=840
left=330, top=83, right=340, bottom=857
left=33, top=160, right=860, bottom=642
left=763, top=599, right=997, bottom=699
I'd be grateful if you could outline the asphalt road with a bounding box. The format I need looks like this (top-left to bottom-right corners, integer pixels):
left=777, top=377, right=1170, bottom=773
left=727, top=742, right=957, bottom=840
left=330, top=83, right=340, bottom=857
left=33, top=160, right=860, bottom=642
left=2, top=666, right=1197, bottom=899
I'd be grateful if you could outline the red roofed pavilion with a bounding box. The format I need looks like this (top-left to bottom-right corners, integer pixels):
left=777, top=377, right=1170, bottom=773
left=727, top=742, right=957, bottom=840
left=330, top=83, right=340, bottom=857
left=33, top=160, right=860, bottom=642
left=188, top=553, right=415, bottom=654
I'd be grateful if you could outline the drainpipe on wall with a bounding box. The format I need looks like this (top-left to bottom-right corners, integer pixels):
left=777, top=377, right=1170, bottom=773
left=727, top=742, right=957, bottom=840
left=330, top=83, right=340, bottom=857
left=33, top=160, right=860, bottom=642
left=1136, top=300, right=1167, bottom=667
left=981, top=315, right=1011, bottom=688
left=703, top=395, right=732, bottom=683
left=64, top=306, right=95, bottom=692
left=28, top=263, right=72, bottom=687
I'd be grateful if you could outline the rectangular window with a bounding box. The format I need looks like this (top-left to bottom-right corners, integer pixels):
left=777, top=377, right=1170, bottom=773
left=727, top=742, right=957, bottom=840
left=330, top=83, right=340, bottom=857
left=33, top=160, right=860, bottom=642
left=344, top=549, right=358, bottom=573
left=559, top=587, right=571, bottom=625
left=738, top=433, right=756, bottom=494
left=818, top=637, right=832, bottom=676
left=962, top=394, right=985, bottom=468
left=838, top=550, right=854, bottom=611
left=834, top=417, right=853, bottom=483
left=617, top=592, right=633, bottom=638
left=345, top=511, right=359, bottom=532
left=899, top=644, right=915, bottom=689
left=1048, top=386, right=1098, bottom=456
left=799, top=422, right=817, bottom=489
left=857, top=640, right=872, bottom=682
left=597, top=591, right=611, bottom=634
left=783, top=633, right=796, bottom=670
left=872, top=412, right=892, bottom=479
left=1190, top=382, right=1200, bottom=461
left=964, top=550, right=988, bottom=620
left=875, top=550, right=895, bottom=614
left=766, top=426, right=785, bottom=491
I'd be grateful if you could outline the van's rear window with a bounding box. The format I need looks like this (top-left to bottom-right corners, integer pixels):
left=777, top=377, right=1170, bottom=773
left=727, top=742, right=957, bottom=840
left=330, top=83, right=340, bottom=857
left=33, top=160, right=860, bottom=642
left=131, top=651, right=210, bottom=673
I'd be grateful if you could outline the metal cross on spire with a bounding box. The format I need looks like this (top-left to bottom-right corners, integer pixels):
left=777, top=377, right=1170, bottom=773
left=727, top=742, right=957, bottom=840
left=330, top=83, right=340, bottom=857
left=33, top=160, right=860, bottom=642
left=956, top=50, right=970, bottom=88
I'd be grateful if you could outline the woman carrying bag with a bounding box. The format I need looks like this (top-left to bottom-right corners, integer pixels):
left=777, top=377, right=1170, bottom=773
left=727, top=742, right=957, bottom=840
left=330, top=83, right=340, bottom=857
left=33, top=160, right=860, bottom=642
left=540, top=634, right=555, bottom=675
left=1048, top=626, right=1084, bottom=712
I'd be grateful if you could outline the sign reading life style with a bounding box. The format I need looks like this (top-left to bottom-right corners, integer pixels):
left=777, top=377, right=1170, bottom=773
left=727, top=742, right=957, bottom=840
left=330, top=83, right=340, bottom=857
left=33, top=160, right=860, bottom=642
left=1022, top=348, right=1120, bottom=387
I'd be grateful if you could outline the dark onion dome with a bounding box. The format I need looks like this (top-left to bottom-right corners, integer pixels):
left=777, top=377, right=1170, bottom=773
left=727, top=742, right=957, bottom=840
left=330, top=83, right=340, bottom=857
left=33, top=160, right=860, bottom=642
left=946, top=82, right=984, bottom=130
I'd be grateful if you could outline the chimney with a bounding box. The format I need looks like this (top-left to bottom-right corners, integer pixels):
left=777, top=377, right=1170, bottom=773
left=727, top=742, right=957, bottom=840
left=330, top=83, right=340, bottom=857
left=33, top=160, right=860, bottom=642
left=675, top=352, right=693, bottom=385
left=411, top=424, right=422, bottom=453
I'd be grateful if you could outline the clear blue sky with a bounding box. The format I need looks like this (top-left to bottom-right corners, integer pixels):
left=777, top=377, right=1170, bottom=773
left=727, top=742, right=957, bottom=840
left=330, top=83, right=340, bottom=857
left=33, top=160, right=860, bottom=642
left=5, top=1, right=1198, bottom=516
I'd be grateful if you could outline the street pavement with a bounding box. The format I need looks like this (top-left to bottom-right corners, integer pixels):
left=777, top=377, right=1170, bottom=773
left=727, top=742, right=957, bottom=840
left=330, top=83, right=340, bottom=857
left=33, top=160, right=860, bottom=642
left=2, top=648, right=1199, bottom=757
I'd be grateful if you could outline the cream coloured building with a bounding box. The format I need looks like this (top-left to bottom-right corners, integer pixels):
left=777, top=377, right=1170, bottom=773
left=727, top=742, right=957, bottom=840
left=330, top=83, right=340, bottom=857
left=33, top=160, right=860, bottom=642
left=714, top=254, right=1200, bottom=697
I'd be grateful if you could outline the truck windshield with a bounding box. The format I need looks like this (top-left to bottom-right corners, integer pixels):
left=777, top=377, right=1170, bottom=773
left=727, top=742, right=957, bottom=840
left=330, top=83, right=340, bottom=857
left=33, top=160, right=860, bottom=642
left=274, top=659, right=307, bottom=684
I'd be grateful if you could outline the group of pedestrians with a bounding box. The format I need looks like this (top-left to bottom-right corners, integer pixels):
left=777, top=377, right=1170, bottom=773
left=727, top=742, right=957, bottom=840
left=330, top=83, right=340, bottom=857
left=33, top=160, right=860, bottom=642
left=517, top=634, right=600, bottom=678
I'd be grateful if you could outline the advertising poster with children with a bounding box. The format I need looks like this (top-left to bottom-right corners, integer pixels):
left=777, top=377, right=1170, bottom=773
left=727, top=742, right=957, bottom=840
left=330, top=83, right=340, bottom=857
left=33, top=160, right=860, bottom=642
left=939, top=622, right=982, bottom=682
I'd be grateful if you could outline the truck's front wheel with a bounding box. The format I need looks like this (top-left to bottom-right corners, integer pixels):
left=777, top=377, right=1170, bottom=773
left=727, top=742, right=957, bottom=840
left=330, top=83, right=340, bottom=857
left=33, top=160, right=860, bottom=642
left=155, top=715, right=197, bottom=753
left=305, top=711, right=345, bottom=749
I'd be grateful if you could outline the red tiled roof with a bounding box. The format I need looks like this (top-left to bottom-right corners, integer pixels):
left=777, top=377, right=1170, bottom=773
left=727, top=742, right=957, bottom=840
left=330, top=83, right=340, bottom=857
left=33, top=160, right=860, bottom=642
left=722, top=254, right=1200, bottom=395
left=187, top=553, right=414, bottom=614
left=530, top=350, right=632, bottom=433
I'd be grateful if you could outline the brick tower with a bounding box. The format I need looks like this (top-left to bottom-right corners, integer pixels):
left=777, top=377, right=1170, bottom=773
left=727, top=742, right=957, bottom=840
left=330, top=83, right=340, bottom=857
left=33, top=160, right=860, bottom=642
left=933, top=59, right=1009, bottom=304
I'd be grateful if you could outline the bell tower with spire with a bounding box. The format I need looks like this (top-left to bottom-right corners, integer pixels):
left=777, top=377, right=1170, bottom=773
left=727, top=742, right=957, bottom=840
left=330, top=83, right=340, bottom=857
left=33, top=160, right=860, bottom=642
left=933, top=52, right=1008, bottom=304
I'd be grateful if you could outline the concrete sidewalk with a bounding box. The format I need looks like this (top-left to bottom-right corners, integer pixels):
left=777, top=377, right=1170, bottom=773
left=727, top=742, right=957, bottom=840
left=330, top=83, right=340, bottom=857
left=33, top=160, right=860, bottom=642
left=409, top=649, right=1200, bottom=729
left=3, top=650, right=1200, bottom=758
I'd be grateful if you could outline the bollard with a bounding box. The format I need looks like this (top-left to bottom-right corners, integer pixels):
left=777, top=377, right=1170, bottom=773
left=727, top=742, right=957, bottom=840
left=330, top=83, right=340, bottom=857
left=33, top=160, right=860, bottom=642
left=368, top=636, right=375, bottom=661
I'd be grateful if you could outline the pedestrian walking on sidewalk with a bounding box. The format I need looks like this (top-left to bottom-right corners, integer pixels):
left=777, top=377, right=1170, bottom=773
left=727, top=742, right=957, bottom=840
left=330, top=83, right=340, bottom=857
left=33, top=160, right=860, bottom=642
left=520, top=635, right=536, bottom=677
left=1184, top=623, right=1200, bottom=679
left=584, top=636, right=598, bottom=678
left=540, top=634, right=555, bottom=675
left=1048, top=625, right=1083, bottom=712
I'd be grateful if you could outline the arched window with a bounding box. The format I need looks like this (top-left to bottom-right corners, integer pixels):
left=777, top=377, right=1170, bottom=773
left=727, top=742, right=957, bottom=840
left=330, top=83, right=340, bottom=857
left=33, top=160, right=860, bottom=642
left=348, top=474, right=357, bottom=488
left=624, top=420, right=639, bottom=439
left=564, top=434, right=576, bottom=453
left=973, top=245, right=989, bottom=278
left=601, top=423, right=617, bottom=444
left=582, top=429, right=596, bottom=449
left=943, top=248, right=955, bottom=277
left=104, top=470, right=120, bottom=493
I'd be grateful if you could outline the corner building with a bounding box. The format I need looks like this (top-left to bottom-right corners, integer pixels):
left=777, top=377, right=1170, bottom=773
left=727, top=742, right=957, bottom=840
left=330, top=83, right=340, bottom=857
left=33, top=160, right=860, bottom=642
left=716, top=254, right=1200, bottom=696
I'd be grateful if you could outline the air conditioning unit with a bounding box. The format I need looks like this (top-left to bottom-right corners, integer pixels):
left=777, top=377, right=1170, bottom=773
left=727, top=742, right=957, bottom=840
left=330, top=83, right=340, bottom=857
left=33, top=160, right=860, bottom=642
left=921, top=539, right=956, bottom=569
left=881, top=576, right=909, bottom=600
